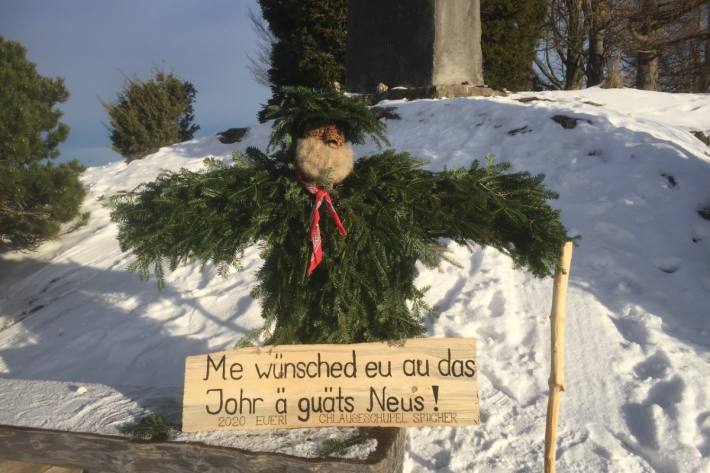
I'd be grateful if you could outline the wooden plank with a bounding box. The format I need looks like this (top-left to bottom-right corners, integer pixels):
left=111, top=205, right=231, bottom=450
left=544, top=241, right=574, bottom=473
left=183, top=338, right=479, bottom=431
left=0, top=425, right=404, bottom=473
left=0, top=458, right=83, bottom=473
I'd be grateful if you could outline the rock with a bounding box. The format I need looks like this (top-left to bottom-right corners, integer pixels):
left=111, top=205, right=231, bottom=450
left=692, top=131, right=710, bottom=147
left=516, top=96, right=554, bottom=104
left=551, top=115, right=591, bottom=129
left=217, top=128, right=248, bottom=144
left=507, top=125, right=531, bottom=136
left=370, top=106, right=400, bottom=121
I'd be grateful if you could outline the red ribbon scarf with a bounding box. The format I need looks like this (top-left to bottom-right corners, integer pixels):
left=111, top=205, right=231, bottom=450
left=298, top=176, right=347, bottom=277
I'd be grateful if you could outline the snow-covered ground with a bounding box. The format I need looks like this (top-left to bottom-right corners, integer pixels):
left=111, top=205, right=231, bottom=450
left=1, top=88, right=709, bottom=471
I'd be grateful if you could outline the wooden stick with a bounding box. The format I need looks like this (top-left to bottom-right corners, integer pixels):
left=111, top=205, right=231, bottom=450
left=544, top=241, right=574, bottom=473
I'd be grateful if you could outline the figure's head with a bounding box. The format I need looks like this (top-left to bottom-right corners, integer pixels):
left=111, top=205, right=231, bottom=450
left=295, top=123, right=353, bottom=185
left=258, top=87, right=389, bottom=182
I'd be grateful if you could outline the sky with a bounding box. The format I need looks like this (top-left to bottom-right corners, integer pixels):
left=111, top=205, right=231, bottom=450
left=0, top=0, right=271, bottom=166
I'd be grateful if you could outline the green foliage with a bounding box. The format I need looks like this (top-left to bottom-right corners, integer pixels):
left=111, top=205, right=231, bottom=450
left=119, top=414, right=177, bottom=442
left=64, top=211, right=91, bottom=234
left=319, top=431, right=370, bottom=457
left=110, top=149, right=569, bottom=345
left=0, top=37, right=69, bottom=167
left=102, top=70, right=199, bottom=162
left=1, top=161, right=87, bottom=250
left=481, top=0, right=546, bottom=91
left=258, top=0, right=347, bottom=91
left=0, top=37, right=85, bottom=251
left=259, top=86, right=388, bottom=152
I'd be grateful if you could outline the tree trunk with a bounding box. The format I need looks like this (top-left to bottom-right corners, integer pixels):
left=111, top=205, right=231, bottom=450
left=636, top=50, right=658, bottom=90
left=584, top=0, right=608, bottom=87
left=704, top=33, right=710, bottom=91
left=564, top=49, right=584, bottom=89
left=587, top=28, right=605, bottom=86
left=602, top=51, right=624, bottom=88
left=564, top=0, right=585, bottom=89
left=633, top=0, right=658, bottom=90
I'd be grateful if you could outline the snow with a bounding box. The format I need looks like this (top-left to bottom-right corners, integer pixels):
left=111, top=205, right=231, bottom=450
left=1, top=87, right=709, bottom=471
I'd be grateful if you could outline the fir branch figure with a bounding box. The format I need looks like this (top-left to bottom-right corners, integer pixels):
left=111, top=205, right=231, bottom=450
left=110, top=87, right=569, bottom=345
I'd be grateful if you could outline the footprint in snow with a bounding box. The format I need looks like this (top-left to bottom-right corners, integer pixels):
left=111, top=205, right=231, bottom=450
left=622, top=375, right=686, bottom=451
left=487, top=290, right=505, bottom=318
left=587, top=149, right=607, bottom=162
left=654, top=257, right=681, bottom=274
left=697, top=412, right=710, bottom=456
left=610, top=316, right=650, bottom=345
left=633, top=350, right=671, bottom=380
left=646, top=376, right=686, bottom=417
left=690, top=226, right=708, bottom=243
left=660, top=173, right=677, bottom=188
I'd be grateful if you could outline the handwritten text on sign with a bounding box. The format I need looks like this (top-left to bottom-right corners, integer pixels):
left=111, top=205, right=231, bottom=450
left=182, top=338, right=479, bottom=431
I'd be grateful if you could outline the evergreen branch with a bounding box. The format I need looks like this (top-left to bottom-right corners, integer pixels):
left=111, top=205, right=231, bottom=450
left=110, top=148, right=570, bottom=345
left=259, top=86, right=389, bottom=152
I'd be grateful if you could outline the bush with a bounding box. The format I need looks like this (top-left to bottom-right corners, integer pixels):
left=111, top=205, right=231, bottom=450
left=119, top=414, right=178, bottom=442
left=258, top=0, right=347, bottom=91
left=0, top=37, right=85, bottom=251
left=481, top=0, right=546, bottom=91
left=102, top=70, right=199, bottom=162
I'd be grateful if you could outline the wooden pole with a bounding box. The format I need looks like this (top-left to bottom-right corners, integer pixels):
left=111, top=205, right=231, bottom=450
left=544, top=241, right=574, bottom=473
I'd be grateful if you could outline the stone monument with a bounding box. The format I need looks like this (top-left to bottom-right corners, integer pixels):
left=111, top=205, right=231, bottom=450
left=346, top=0, right=496, bottom=99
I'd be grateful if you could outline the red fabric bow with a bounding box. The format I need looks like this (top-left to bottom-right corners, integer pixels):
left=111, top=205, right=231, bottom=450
left=298, top=176, right=347, bottom=277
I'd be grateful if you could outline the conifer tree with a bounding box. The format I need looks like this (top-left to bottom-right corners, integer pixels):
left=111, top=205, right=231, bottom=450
left=102, top=70, right=199, bottom=162
left=0, top=37, right=85, bottom=251
left=481, top=0, right=547, bottom=91
left=110, top=88, right=569, bottom=345
left=257, top=0, right=347, bottom=92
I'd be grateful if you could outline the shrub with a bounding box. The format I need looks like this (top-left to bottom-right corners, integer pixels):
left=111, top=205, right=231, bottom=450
left=102, top=70, right=199, bottom=162
left=0, top=37, right=85, bottom=251
left=257, top=0, right=347, bottom=91
left=119, top=414, right=178, bottom=442
left=481, top=0, right=547, bottom=91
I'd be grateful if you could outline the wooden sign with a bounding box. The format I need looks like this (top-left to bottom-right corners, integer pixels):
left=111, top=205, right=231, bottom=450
left=182, top=338, right=479, bottom=431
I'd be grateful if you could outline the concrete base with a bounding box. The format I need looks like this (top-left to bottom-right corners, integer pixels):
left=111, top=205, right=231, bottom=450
left=0, top=425, right=405, bottom=473
left=362, top=85, right=504, bottom=104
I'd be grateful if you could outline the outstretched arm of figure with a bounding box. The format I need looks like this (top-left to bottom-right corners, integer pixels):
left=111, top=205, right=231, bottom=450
left=345, top=151, right=570, bottom=279
left=421, top=158, right=570, bottom=277
left=109, top=149, right=297, bottom=287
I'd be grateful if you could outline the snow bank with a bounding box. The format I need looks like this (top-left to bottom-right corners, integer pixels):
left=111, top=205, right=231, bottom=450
left=1, top=88, right=709, bottom=470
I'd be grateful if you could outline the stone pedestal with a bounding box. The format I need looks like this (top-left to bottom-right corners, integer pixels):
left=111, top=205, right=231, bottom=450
left=346, top=0, right=484, bottom=94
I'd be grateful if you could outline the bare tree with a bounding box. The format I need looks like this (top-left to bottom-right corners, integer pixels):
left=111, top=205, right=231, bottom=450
left=536, top=0, right=621, bottom=89
left=247, top=8, right=275, bottom=88
left=706, top=4, right=710, bottom=91
left=538, top=0, right=709, bottom=91
left=536, top=0, right=587, bottom=89
left=626, top=0, right=710, bottom=90
left=660, top=3, right=710, bottom=91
